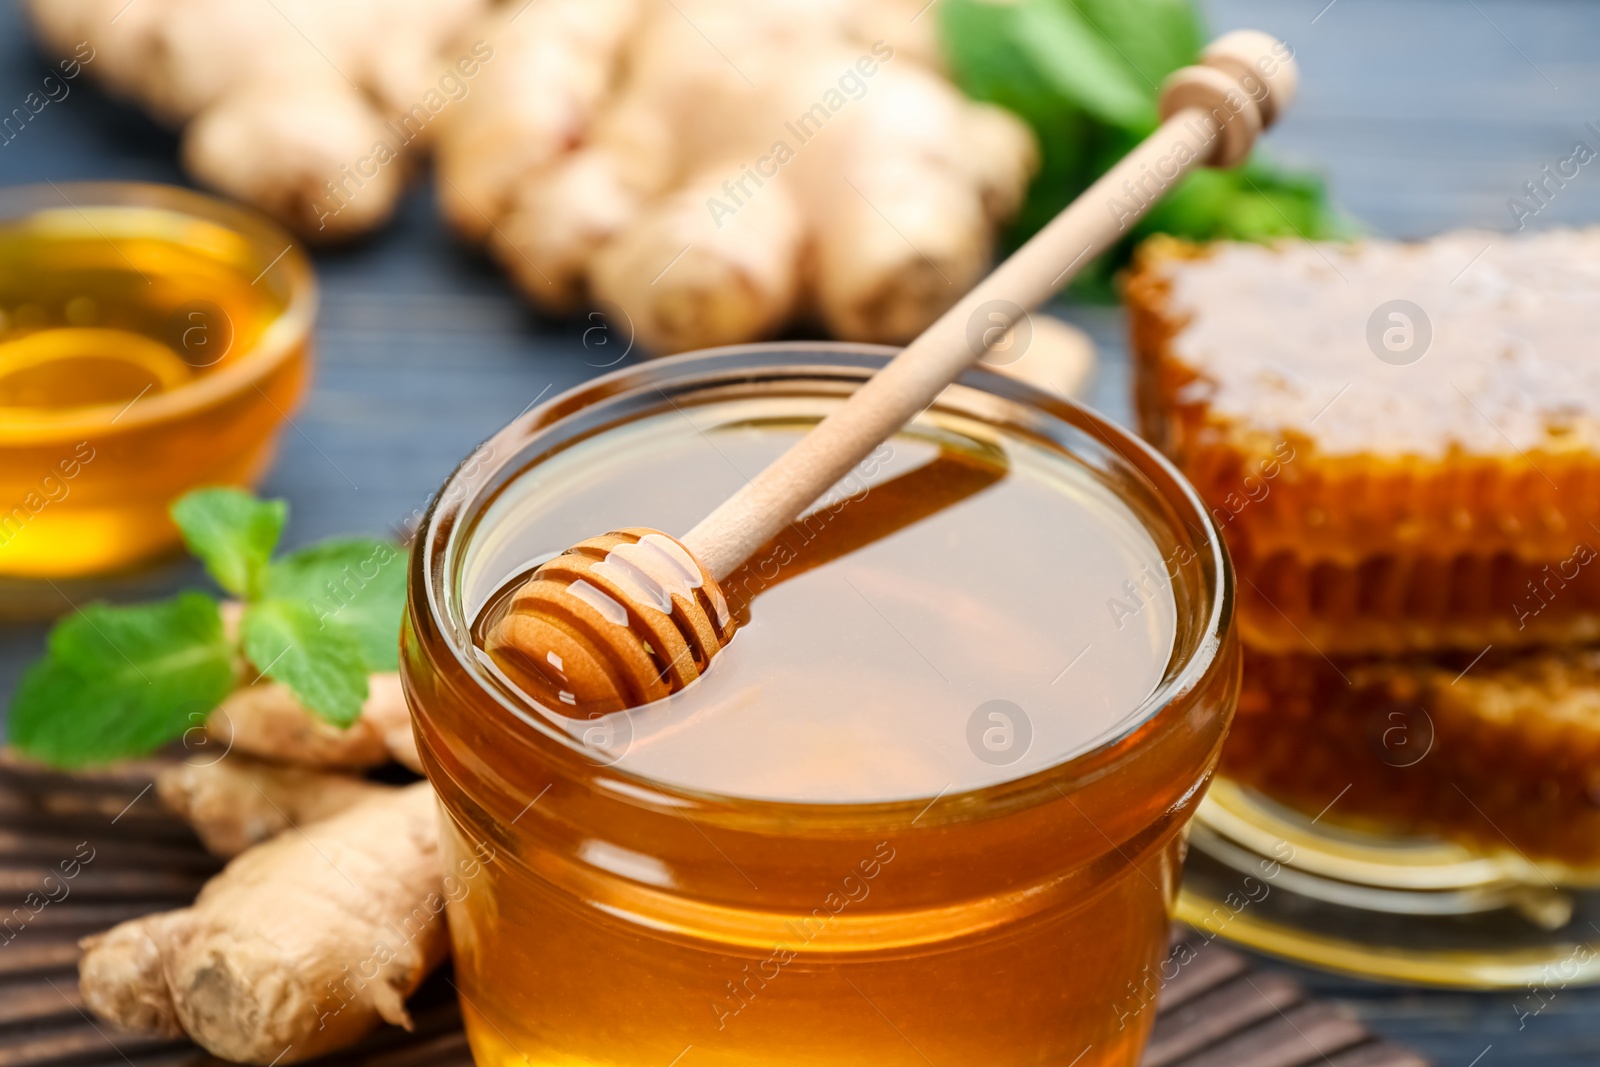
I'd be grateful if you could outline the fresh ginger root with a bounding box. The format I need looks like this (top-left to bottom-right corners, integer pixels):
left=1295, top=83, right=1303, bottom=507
left=157, top=755, right=394, bottom=857
left=79, top=782, right=453, bottom=1064
left=209, top=672, right=423, bottom=774
left=25, top=0, right=489, bottom=239
left=436, top=0, right=1038, bottom=352
left=87, top=633, right=440, bottom=1057
left=208, top=604, right=421, bottom=773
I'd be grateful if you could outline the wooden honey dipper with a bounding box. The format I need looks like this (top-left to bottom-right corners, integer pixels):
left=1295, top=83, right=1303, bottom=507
left=483, top=31, right=1298, bottom=716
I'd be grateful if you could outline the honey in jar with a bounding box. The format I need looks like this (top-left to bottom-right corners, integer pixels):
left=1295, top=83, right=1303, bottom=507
left=0, top=183, right=312, bottom=578
left=403, top=346, right=1238, bottom=1066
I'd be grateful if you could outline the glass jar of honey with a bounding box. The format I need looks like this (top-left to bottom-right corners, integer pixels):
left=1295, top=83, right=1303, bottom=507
left=403, top=344, right=1239, bottom=1066
left=0, top=182, right=313, bottom=578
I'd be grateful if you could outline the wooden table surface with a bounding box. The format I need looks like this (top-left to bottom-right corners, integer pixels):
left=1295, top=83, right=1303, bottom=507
left=2, top=0, right=1598, bottom=1062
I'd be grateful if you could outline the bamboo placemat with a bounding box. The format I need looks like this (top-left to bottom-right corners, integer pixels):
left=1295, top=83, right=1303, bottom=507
left=0, top=760, right=1429, bottom=1067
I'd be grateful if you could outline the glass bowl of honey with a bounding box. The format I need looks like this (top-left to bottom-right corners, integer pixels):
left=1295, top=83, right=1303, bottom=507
left=403, top=343, right=1239, bottom=1066
left=0, top=181, right=313, bottom=578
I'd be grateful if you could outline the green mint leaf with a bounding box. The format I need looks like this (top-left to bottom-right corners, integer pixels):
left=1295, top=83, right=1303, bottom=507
left=8, top=593, right=236, bottom=768
left=1070, top=0, right=1203, bottom=92
left=171, top=488, right=287, bottom=600
left=241, top=598, right=368, bottom=727
left=1138, top=158, right=1351, bottom=245
left=940, top=0, right=1054, bottom=107
left=1010, top=0, right=1154, bottom=129
left=940, top=0, right=1352, bottom=286
left=263, top=538, right=406, bottom=672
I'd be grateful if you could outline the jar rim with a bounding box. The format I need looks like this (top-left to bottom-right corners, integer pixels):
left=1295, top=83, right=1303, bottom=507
left=0, top=180, right=315, bottom=441
left=410, top=341, right=1236, bottom=823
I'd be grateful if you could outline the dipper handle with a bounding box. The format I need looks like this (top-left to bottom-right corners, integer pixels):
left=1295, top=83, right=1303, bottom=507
left=478, top=33, right=1299, bottom=717
left=682, top=31, right=1298, bottom=580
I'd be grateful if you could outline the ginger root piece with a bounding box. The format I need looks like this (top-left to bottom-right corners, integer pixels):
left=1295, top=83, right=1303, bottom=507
left=492, top=146, right=645, bottom=311
left=363, top=0, right=495, bottom=124
left=157, top=755, right=394, bottom=857
left=845, top=0, right=945, bottom=72
left=437, top=0, right=1038, bottom=352
left=24, top=0, right=489, bottom=241
left=24, top=0, right=107, bottom=55
left=26, top=0, right=174, bottom=99
left=79, top=920, right=186, bottom=1038
left=792, top=61, right=1036, bottom=342
left=209, top=673, right=422, bottom=773
left=809, top=156, right=991, bottom=344
left=435, top=0, right=640, bottom=240
left=957, top=103, right=1043, bottom=224
left=488, top=93, right=676, bottom=309
left=80, top=783, right=451, bottom=1065
left=590, top=167, right=806, bottom=353
left=184, top=74, right=406, bottom=240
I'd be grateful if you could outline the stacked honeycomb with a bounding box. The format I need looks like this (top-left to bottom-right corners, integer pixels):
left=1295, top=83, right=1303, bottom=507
left=1127, top=230, right=1600, bottom=866
left=1227, top=647, right=1600, bottom=867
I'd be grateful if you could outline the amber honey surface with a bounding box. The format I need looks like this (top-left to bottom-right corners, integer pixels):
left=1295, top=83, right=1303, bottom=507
left=404, top=365, right=1239, bottom=1067
left=468, top=415, right=1179, bottom=801
left=0, top=196, right=309, bottom=577
left=1127, top=231, right=1600, bottom=655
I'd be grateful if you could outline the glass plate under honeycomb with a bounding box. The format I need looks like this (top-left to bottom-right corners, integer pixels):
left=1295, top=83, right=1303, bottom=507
left=1178, top=644, right=1600, bottom=988
left=1179, top=781, right=1600, bottom=989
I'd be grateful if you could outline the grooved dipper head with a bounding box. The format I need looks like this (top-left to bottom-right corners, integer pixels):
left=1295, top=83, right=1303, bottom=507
left=480, top=529, right=736, bottom=715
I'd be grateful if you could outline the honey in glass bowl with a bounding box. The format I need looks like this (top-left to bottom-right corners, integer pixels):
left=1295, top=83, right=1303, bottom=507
left=0, top=182, right=313, bottom=578
left=403, top=345, right=1238, bottom=1067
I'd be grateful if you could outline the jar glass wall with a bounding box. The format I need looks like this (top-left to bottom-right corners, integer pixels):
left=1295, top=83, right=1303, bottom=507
left=403, top=344, right=1238, bottom=1067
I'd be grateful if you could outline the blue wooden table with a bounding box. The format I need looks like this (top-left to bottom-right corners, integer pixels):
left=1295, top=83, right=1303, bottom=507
left=2, top=0, right=1598, bottom=1062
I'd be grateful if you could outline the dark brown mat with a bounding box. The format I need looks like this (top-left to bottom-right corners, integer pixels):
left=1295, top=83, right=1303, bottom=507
left=0, top=761, right=1429, bottom=1067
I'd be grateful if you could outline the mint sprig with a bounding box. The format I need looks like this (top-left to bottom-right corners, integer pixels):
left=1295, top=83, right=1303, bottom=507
left=264, top=538, right=405, bottom=672
left=9, top=595, right=235, bottom=768
left=940, top=0, right=1352, bottom=293
left=241, top=600, right=370, bottom=728
left=7, top=488, right=407, bottom=767
left=171, top=489, right=286, bottom=600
